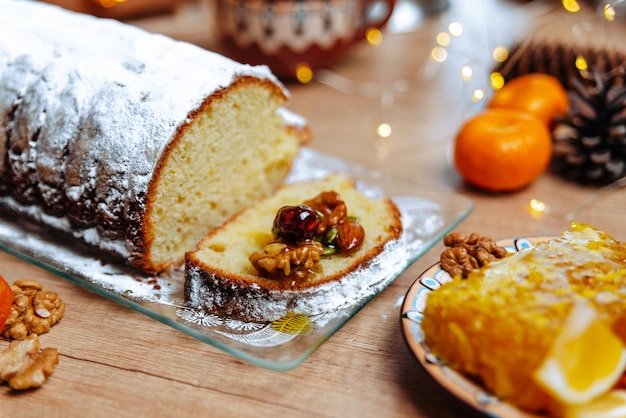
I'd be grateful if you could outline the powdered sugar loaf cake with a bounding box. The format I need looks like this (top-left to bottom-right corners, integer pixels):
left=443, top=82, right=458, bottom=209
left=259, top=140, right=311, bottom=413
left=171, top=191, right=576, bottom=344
left=0, top=1, right=309, bottom=273
left=184, top=175, right=403, bottom=321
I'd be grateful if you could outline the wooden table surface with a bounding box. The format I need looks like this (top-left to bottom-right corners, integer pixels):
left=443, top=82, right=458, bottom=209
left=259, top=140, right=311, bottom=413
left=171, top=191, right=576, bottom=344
left=2, top=1, right=626, bottom=417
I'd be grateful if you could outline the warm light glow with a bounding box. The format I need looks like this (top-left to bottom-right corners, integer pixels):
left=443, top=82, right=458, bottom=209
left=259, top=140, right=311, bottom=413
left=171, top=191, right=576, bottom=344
left=490, top=72, right=505, bottom=90
left=492, top=46, right=509, bottom=63
left=436, top=32, right=451, bottom=47
left=295, top=64, right=314, bottom=84
left=448, top=22, right=463, bottom=37
left=431, top=46, right=448, bottom=63
left=366, top=28, right=383, bottom=45
left=472, top=89, right=485, bottom=102
left=562, top=0, right=581, bottom=12
left=377, top=123, right=392, bottom=138
left=530, top=198, right=546, bottom=213
left=604, top=4, right=616, bottom=21
left=461, top=66, right=473, bottom=81
left=94, top=0, right=127, bottom=7
left=575, top=56, right=588, bottom=71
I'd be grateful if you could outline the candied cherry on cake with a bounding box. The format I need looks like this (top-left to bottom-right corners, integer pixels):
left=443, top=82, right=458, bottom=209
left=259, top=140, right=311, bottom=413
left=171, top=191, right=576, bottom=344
left=272, top=205, right=320, bottom=243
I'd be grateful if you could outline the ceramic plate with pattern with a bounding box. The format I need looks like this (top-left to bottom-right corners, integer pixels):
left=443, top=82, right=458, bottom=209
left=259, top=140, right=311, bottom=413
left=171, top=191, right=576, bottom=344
left=401, top=236, right=554, bottom=418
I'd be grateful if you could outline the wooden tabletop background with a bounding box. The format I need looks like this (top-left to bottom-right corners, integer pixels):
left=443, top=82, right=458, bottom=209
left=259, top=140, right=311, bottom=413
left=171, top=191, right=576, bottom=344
left=2, top=1, right=626, bottom=417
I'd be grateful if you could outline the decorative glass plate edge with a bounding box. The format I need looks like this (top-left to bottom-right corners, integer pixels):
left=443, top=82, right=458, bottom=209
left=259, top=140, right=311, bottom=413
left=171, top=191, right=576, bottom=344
left=400, top=236, right=554, bottom=417
left=0, top=148, right=473, bottom=371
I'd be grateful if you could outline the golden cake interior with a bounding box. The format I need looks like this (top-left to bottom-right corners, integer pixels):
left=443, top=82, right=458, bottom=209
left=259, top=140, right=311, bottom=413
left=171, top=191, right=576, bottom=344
left=187, top=175, right=403, bottom=290
left=146, top=78, right=303, bottom=272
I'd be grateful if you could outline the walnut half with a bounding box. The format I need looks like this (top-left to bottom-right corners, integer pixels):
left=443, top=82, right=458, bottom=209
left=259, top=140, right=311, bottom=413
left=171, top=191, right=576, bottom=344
left=0, top=333, right=59, bottom=390
left=440, top=232, right=508, bottom=278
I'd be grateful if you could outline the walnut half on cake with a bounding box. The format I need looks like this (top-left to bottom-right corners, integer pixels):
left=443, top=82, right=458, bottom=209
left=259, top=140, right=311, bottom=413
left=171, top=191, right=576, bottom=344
left=184, top=175, right=403, bottom=322
left=0, top=1, right=309, bottom=273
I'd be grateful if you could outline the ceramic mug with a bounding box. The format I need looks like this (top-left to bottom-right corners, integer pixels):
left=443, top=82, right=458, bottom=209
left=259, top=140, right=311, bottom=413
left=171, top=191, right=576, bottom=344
left=215, top=0, right=396, bottom=79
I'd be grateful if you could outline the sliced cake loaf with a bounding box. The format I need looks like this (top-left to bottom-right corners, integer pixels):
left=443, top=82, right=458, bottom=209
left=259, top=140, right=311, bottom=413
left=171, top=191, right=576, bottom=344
left=184, top=175, right=403, bottom=321
left=0, top=1, right=309, bottom=273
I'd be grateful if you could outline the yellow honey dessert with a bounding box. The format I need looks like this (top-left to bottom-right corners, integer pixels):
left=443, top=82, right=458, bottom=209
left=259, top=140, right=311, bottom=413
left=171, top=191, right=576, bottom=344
left=421, top=223, right=626, bottom=414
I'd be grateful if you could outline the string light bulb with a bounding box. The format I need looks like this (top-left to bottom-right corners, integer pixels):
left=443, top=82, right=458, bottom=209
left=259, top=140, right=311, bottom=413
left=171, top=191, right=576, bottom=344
left=366, top=28, right=383, bottom=45
left=430, top=46, right=448, bottom=63
left=562, top=0, right=581, bottom=12
left=296, top=64, right=314, bottom=84
left=448, top=22, right=463, bottom=37
left=461, top=66, right=473, bottom=81
left=377, top=123, right=392, bottom=138
left=492, top=46, right=509, bottom=63
left=472, top=89, right=485, bottom=102
left=436, top=32, right=452, bottom=47
left=490, top=72, right=505, bottom=90
left=604, top=4, right=616, bottom=21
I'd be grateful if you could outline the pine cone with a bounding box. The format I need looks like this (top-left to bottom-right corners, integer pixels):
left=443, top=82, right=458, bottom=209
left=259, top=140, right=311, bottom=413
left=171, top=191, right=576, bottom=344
left=552, top=68, right=626, bottom=184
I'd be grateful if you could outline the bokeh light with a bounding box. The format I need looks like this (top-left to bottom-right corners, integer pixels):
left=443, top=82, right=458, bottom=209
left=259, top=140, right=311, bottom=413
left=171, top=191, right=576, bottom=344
left=431, top=46, right=448, bottom=63
left=296, top=64, right=314, bottom=84
left=472, top=89, right=485, bottom=102
left=377, top=123, right=392, bottom=138
left=562, top=0, right=581, bottom=12
left=461, top=66, right=473, bottom=81
left=492, top=46, right=509, bottom=63
left=490, top=72, right=505, bottom=90
left=604, top=4, right=616, bottom=21
left=529, top=199, right=547, bottom=218
left=436, top=32, right=452, bottom=47
left=448, top=22, right=463, bottom=37
left=366, top=28, right=383, bottom=45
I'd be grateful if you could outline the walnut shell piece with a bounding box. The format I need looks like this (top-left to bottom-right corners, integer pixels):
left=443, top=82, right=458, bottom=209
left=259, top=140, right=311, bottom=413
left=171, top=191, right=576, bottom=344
left=0, top=333, right=59, bottom=390
left=2, top=279, right=65, bottom=340
left=440, top=232, right=508, bottom=278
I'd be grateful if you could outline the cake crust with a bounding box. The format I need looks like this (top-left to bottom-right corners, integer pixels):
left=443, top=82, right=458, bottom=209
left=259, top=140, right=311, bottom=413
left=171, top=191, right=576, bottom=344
left=184, top=175, right=403, bottom=321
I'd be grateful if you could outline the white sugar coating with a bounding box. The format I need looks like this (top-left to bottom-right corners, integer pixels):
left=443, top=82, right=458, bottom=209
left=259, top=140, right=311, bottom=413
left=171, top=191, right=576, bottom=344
left=0, top=0, right=292, bottom=267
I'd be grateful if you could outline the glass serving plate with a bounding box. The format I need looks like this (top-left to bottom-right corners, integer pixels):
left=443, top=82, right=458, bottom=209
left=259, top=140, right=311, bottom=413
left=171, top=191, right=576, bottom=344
left=0, top=148, right=472, bottom=371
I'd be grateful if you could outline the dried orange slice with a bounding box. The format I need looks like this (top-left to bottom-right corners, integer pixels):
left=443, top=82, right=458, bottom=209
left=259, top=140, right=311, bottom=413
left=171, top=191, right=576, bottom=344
left=533, top=302, right=626, bottom=405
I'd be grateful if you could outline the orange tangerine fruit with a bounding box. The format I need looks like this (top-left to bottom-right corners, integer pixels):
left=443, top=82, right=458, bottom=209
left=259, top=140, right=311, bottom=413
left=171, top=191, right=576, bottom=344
left=488, top=73, right=569, bottom=128
left=453, top=108, right=552, bottom=192
left=0, top=275, right=12, bottom=330
left=533, top=303, right=626, bottom=406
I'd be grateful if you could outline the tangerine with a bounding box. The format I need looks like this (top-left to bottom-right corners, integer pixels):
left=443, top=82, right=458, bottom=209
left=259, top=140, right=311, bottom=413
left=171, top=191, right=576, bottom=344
left=488, top=73, right=569, bottom=128
left=454, top=108, right=552, bottom=192
left=0, top=275, right=12, bottom=330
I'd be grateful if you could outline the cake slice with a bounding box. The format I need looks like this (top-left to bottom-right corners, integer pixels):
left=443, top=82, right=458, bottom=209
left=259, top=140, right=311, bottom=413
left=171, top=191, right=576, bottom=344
left=184, top=175, right=403, bottom=321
